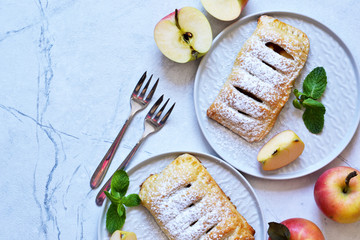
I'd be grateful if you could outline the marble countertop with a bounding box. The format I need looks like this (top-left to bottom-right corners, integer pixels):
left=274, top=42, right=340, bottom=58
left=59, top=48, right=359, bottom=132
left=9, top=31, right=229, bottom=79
left=1, top=0, right=359, bottom=239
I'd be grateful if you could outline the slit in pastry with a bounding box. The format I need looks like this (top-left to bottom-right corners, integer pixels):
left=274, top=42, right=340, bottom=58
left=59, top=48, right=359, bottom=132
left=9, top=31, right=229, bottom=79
left=265, top=42, right=294, bottom=60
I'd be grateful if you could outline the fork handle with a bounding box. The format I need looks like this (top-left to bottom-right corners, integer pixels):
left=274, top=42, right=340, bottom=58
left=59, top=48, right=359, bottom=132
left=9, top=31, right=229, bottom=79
left=95, top=138, right=144, bottom=206
left=90, top=116, right=133, bottom=189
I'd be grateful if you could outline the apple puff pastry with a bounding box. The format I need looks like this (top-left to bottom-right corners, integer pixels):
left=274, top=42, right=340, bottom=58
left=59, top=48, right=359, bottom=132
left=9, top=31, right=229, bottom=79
left=139, top=153, right=255, bottom=240
left=207, top=15, right=310, bottom=142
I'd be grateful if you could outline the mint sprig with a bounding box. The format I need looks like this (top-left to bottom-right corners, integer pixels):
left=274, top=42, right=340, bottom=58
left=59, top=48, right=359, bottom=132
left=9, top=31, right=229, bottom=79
left=105, top=170, right=141, bottom=234
left=293, top=67, right=327, bottom=134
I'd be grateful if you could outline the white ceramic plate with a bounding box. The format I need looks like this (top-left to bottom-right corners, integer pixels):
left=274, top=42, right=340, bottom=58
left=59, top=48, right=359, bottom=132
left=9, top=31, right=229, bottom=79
left=194, top=11, right=360, bottom=180
left=98, top=151, right=265, bottom=240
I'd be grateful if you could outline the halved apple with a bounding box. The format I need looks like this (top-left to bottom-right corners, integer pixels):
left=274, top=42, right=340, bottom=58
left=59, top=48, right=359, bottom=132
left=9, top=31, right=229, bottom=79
left=257, top=130, right=305, bottom=171
left=201, top=0, right=249, bottom=21
left=110, top=230, right=137, bottom=240
left=154, top=7, right=212, bottom=63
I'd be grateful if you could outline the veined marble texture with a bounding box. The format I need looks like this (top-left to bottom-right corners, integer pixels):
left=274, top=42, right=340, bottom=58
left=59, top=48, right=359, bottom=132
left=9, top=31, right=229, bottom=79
left=1, top=0, right=359, bottom=239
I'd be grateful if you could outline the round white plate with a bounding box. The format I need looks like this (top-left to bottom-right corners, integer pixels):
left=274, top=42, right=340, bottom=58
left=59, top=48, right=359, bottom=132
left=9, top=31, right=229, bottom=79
left=194, top=11, right=360, bottom=180
left=98, top=151, right=265, bottom=240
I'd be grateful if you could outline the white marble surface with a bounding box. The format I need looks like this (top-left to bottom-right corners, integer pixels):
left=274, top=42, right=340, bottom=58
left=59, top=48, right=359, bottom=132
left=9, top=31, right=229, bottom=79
left=1, top=0, right=359, bottom=239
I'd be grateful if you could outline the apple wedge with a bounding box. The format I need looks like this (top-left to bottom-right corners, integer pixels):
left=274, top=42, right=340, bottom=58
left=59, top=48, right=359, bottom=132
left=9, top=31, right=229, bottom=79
left=257, top=130, right=305, bottom=171
left=110, top=230, right=137, bottom=240
left=201, top=0, right=249, bottom=21
left=154, top=7, right=212, bottom=63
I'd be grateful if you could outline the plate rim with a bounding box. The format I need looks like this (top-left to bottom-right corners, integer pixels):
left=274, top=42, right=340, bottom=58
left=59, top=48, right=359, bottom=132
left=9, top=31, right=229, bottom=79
left=97, top=150, right=266, bottom=240
left=193, top=10, right=360, bottom=180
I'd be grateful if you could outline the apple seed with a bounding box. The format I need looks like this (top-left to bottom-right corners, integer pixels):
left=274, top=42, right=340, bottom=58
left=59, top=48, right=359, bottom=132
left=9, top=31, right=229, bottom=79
left=272, top=149, right=278, bottom=155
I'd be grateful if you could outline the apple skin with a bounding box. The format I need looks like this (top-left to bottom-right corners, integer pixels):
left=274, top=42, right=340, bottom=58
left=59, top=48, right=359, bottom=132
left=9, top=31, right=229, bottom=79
left=314, top=166, right=360, bottom=223
left=154, top=7, right=212, bottom=63
left=268, top=218, right=325, bottom=240
left=201, top=0, right=249, bottom=21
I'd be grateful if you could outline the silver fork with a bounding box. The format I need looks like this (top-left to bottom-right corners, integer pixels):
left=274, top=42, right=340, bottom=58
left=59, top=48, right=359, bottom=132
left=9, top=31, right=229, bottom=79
left=90, top=72, right=159, bottom=189
left=95, top=95, right=175, bottom=206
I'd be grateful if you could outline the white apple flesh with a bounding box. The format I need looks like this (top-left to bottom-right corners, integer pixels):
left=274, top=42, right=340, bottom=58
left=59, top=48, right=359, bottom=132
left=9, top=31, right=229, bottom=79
left=154, top=7, right=212, bottom=63
left=257, top=130, right=305, bottom=171
left=110, top=230, right=137, bottom=240
left=201, top=0, right=249, bottom=21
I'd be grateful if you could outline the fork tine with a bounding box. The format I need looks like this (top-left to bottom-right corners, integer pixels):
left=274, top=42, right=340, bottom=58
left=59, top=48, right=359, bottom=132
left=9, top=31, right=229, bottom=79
left=145, top=78, right=159, bottom=103
left=147, top=95, right=163, bottom=118
left=139, top=74, right=153, bottom=99
left=133, top=71, right=147, bottom=96
left=154, top=98, right=169, bottom=121
left=160, top=102, right=175, bottom=125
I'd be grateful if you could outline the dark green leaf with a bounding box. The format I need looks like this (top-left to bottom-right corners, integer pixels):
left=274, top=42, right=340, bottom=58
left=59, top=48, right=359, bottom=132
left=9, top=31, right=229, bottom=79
left=303, top=98, right=326, bottom=113
left=293, top=89, right=300, bottom=97
left=123, top=194, right=141, bottom=207
left=112, top=191, right=121, bottom=199
left=292, top=99, right=302, bottom=109
left=303, top=67, right=327, bottom=99
left=106, top=203, right=126, bottom=234
left=303, top=99, right=325, bottom=134
left=111, top=170, right=129, bottom=197
left=104, top=191, right=121, bottom=204
left=268, top=222, right=290, bottom=240
left=117, top=204, right=125, bottom=217
left=293, top=89, right=309, bottom=105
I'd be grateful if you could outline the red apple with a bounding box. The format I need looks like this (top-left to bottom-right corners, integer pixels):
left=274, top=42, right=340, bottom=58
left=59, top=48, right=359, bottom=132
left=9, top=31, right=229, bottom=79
left=314, top=166, right=360, bottom=223
left=268, top=218, right=325, bottom=240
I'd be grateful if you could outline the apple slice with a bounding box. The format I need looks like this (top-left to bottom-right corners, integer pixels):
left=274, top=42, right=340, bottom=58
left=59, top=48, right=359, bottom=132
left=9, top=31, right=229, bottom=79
left=201, top=0, right=249, bottom=21
left=257, top=130, right=305, bottom=171
left=110, top=230, right=137, bottom=240
left=154, top=7, right=212, bottom=63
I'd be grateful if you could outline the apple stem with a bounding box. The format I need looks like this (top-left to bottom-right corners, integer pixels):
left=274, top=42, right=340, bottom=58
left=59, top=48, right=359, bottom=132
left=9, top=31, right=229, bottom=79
left=343, top=171, right=358, bottom=193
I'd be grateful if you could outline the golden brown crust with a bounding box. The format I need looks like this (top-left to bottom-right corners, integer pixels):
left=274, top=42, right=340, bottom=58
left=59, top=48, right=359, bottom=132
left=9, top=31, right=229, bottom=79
left=207, top=15, right=310, bottom=142
left=139, top=154, right=255, bottom=240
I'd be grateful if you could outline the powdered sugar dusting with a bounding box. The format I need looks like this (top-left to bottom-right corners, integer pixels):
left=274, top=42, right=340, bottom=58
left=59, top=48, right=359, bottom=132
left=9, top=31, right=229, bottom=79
left=139, top=154, right=256, bottom=240
left=207, top=15, right=309, bottom=143
left=194, top=12, right=359, bottom=179
left=98, top=152, right=266, bottom=239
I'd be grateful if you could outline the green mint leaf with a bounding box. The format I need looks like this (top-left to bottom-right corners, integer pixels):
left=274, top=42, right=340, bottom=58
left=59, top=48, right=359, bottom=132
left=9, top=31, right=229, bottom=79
left=303, top=98, right=326, bottom=113
left=104, top=191, right=121, bottom=205
left=303, top=67, right=327, bottom=99
left=293, top=89, right=309, bottom=105
left=112, top=191, right=121, bottom=199
left=106, top=203, right=126, bottom=234
left=293, top=89, right=300, bottom=97
left=302, top=99, right=325, bottom=134
left=111, top=170, right=129, bottom=197
left=123, top=194, right=141, bottom=207
left=267, top=222, right=290, bottom=240
left=292, top=99, right=302, bottom=109
left=293, top=89, right=308, bottom=99
left=117, top=204, right=125, bottom=217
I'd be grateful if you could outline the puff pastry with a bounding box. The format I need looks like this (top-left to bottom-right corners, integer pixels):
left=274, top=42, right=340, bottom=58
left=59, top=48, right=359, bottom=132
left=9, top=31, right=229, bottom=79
left=139, top=153, right=255, bottom=240
left=207, top=15, right=310, bottom=142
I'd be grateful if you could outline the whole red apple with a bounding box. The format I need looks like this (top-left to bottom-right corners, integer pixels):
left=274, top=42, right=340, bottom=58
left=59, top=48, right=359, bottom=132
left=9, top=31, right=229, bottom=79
left=268, top=218, right=325, bottom=240
left=314, top=166, right=360, bottom=223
